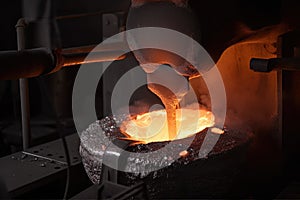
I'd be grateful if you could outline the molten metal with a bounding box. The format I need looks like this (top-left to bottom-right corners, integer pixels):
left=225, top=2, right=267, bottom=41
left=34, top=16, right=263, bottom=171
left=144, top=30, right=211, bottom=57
left=120, top=108, right=215, bottom=144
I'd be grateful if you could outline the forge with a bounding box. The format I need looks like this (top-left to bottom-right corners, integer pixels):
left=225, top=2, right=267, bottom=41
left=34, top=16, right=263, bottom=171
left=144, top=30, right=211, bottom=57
left=80, top=106, right=253, bottom=198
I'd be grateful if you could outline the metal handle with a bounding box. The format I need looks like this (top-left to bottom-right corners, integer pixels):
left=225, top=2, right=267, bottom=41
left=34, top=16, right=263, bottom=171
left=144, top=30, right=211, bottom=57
left=250, top=57, right=300, bottom=72
left=0, top=46, right=126, bottom=80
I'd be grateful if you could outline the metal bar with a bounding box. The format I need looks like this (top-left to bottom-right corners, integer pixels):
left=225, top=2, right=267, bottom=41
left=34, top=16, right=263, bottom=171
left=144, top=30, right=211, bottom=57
left=61, top=42, right=127, bottom=54
left=0, top=45, right=126, bottom=80
left=62, top=51, right=126, bottom=67
left=62, top=45, right=97, bottom=54
left=22, top=151, right=67, bottom=166
left=250, top=57, right=300, bottom=72
left=61, top=42, right=128, bottom=67
left=16, top=18, right=31, bottom=150
left=0, top=48, right=55, bottom=80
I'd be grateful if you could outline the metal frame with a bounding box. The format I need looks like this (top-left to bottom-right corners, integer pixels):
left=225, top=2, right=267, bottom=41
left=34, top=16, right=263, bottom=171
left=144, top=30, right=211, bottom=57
left=16, top=19, right=31, bottom=150
left=0, top=134, right=90, bottom=198
left=0, top=12, right=129, bottom=198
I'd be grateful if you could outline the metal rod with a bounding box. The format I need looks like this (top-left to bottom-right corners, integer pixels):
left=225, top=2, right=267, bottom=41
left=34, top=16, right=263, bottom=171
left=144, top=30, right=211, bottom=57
left=61, top=42, right=127, bottom=67
left=22, top=151, right=67, bottom=166
left=62, top=51, right=126, bottom=67
left=16, top=18, right=31, bottom=150
left=0, top=48, right=55, bottom=80
left=0, top=45, right=127, bottom=80
left=61, top=42, right=127, bottom=54
left=250, top=57, right=300, bottom=72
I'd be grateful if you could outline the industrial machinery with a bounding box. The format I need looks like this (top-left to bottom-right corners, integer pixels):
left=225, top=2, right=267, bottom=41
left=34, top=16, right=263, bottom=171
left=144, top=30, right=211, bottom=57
left=1, top=0, right=300, bottom=199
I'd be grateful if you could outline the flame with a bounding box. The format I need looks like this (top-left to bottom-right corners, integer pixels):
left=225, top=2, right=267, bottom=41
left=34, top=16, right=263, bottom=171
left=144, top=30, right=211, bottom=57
left=120, top=108, right=215, bottom=144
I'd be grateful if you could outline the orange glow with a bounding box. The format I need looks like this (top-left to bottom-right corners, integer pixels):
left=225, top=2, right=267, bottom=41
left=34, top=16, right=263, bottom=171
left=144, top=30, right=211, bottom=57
left=211, top=127, right=224, bottom=135
left=179, top=150, right=189, bottom=157
left=120, top=108, right=215, bottom=144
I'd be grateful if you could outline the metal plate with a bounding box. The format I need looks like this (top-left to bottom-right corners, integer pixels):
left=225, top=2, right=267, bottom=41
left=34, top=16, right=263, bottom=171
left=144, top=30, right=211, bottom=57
left=0, top=134, right=82, bottom=197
